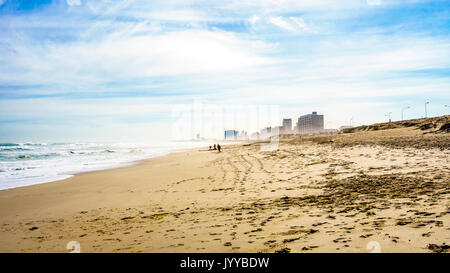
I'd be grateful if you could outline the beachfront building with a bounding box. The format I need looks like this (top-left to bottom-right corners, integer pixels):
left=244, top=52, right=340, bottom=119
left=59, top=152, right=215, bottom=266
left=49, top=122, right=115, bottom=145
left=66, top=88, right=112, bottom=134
left=281, top=118, right=292, bottom=134
left=296, top=112, right=324, bottom=133
left=224, top=130, right=239, bottom=140
left=260, top=127, right=273, bottom=139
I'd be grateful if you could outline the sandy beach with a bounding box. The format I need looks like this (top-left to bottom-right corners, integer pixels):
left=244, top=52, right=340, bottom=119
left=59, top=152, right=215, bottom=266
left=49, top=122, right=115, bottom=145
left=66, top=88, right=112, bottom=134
left=0, top=117, right=449, bottom=253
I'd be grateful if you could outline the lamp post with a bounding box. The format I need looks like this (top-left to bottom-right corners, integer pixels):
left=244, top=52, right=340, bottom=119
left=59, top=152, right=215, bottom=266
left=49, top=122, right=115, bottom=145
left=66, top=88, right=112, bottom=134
left=385, top=112, right=392, bottom=122
left=401, top=106, right=410, bottom=121
left=425, top=101, right=429, bottom=118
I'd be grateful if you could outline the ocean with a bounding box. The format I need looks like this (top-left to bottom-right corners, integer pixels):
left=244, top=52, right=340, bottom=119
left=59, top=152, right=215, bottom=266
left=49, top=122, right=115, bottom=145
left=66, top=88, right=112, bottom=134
left=0, top=141, right=210, bottom=190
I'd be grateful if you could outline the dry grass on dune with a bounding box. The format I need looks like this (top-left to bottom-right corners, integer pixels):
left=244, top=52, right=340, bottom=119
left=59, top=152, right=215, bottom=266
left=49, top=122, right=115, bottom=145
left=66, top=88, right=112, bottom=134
left=341, top=115, right=450, bottom=134
left=282, top=116, right=450, bottom=150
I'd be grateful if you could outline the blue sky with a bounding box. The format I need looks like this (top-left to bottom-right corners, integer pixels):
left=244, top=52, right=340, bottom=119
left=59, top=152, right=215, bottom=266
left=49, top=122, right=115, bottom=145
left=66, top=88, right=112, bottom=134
left=0, top=0, right=449, bottom=141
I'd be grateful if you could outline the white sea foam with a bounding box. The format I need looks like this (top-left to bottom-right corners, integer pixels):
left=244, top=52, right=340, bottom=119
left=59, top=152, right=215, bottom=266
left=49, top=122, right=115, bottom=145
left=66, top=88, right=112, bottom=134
left=0, top=141, right=210, bottom=190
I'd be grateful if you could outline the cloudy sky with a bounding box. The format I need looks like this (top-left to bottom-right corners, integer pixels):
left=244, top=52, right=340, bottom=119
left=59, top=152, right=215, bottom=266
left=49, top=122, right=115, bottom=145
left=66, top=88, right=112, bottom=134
left=0, top=0, right=449, bottom=141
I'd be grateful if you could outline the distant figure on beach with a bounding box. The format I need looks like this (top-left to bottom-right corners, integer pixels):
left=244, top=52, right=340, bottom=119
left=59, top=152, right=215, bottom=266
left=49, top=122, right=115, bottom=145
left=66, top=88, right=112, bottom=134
left=217, top=144, right=221, bottom=152
left=213, top=144, right=216, bottom=150
left=209, top=146, right=212, bottom=150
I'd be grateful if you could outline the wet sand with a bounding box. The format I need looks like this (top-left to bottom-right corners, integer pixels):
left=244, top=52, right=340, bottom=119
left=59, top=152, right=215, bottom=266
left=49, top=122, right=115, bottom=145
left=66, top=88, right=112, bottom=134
left=0, top=126, right=449, bottom=253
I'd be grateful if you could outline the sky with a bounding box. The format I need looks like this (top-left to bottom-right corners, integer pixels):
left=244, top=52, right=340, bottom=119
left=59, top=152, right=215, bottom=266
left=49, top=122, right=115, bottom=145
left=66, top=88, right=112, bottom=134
left=0, top=0, right=449, bottom=142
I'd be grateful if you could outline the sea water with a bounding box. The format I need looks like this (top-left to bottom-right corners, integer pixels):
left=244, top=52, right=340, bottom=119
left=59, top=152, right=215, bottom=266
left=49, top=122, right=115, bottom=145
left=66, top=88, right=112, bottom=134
left=0, top=141, right=209, bottom=190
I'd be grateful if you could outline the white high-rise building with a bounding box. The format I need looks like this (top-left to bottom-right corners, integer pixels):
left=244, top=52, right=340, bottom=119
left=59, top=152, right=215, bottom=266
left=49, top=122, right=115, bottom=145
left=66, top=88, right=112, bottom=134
left=296, top=112, right=324, bottom=133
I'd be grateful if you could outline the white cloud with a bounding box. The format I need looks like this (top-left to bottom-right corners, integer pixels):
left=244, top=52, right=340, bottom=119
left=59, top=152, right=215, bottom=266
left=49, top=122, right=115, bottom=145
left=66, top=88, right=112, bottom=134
left=0, top=29, right=276, bottom=88
left=248, top=15, right=260, bottom=25
left=269, top=16, right=296, bottom=32
left=269, top=16, right=316, bottom=33
left=289, top=17, right=314, bottom=32
left=308, top=36, right=450, bottom=79
left=66, top=0, right=82, bottom=6
left=146, top=9, right=211, bottom=22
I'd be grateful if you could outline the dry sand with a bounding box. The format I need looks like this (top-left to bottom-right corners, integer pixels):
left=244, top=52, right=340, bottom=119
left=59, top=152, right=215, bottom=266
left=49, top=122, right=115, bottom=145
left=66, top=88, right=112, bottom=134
left=0, top=125, right=449, bottom=253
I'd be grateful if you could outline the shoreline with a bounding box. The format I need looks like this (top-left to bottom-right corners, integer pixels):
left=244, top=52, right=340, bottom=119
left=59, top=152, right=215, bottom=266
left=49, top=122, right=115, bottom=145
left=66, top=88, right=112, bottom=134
left=0, top=129, right=448, bottom=253
left=60, top=141, right=245, bottom=187
left=0, top=143, right=216, bottom=192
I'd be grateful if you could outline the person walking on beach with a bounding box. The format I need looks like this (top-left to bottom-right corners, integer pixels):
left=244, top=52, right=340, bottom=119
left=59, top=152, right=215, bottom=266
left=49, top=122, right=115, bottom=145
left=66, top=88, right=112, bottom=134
left=217, top=144, right=221, bottom=152
left=213, top=144, right=216, bottom=150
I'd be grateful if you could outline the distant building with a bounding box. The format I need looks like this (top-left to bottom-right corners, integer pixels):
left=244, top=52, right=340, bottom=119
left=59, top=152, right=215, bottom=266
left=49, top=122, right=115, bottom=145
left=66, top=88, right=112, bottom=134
left=261, top=127, right=271, bottom=135
left=250, top=132, right=260, bottom=140
left=224, top=130, right=239, bottom=140
left=260, top=127, right=273, bottom=139
left=296, top=112, right=324, bottom=133
left=281, top=118, right=292, bottom=134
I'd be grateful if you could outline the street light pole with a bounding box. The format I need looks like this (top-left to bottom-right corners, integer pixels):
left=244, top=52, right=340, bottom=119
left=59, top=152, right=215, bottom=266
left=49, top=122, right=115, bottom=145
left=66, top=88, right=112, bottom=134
left=425, top=101, right=429, bottom=118
left=385, top=112, right=392, bottom=122
left=401, top=106, right=410, bottom=121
